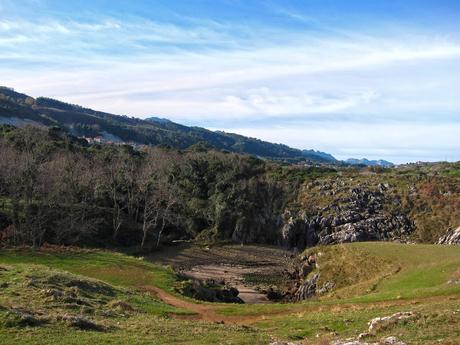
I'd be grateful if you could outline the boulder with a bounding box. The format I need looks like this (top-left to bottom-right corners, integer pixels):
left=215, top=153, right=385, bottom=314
left=294, top=273, right=319, bottom=301
left=437, top=226, right=460, bottom=245
left=330, top=337, right=406, bottom=345
left=381, top=336, right=406, bottom=345
left=368, top=311, right=415, bottom=333
left=177, top=279, right=244, bottom=304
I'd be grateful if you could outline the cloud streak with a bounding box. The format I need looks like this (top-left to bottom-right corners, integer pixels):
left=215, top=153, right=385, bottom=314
left=0, top=0, right=459, bottom=162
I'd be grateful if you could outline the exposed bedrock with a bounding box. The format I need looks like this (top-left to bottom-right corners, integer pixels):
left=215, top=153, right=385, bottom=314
left=281, top=186, right=414, bottom=250
left=437, top=226, right=460, bottom=245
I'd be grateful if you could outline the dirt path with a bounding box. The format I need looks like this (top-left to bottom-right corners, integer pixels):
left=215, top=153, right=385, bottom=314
left=141, top=285, right=221, bottom=321
left=141, top=284, right=459, bottom=325
left=140, top=285, right=261, bottom=323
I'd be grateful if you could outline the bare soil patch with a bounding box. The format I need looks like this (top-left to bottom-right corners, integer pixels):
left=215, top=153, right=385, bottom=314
left=147, top=243, right=297, bottom=304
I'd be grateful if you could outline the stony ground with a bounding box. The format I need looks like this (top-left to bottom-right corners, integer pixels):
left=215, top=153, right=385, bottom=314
left=147, top=243, right=298, bottom=303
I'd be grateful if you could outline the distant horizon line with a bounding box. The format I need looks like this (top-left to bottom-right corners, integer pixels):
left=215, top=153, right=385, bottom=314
left=1, top=85, right=458, bottom=165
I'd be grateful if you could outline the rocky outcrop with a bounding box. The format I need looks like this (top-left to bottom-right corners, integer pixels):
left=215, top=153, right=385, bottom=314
left=282, top=185, right=414, bottom=249
left=437, top=226, right=460, bottom=245
left=330, top=312, right=414, bottom=345
left=294, top=273, right=319, bottom=301
left=176, top=278, right=244, bottom=304
left=331, top=337, right=406, bottom=345
left=367, top=312, right=415, bottom=333
left=291, top=253, right=335, bottom=301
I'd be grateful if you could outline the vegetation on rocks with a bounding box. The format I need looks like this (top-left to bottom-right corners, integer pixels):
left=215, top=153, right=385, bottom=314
left=0, top=125, right=459, bottom=251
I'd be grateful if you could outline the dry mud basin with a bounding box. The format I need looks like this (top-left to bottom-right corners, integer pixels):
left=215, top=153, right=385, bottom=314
left=147, top=243, right=297, bottom=304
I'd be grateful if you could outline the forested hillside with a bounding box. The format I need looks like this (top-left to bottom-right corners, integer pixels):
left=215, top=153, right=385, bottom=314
left=0, top=87, right=335, bottom=162
left=0, top=125, right=458, bottom=250
left=0, top=125, right=296, bottom=248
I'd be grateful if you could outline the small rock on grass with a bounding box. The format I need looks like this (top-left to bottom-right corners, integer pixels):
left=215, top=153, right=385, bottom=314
left=5, top=308, right=47, bottom=328
left=381, top=336, right=406, bottom=345
left=106, top=300, right=135, bottom=312
left=58, top=314, right=105, bottom=331
left=368, top=312, right=415, bottom=333
left=330, top=336, right=406, bottom=345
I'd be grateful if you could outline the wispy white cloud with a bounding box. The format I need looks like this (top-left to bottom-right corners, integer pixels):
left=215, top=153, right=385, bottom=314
left=223, top=122, right=460, bottom=163
left=0, top=5, right=459, bottom=162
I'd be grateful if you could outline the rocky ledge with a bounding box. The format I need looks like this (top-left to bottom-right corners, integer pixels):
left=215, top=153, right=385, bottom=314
left=437, top=226, right=460, bottom=245
left=282, top=184, right=414, bottom=249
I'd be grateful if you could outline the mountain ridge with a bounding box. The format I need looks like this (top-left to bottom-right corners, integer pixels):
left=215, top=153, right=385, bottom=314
left=0, top=86, right=337, bottom=163
left=0, top=86, right=391, bottom=166
left=345, top=158, right=394, bottom=168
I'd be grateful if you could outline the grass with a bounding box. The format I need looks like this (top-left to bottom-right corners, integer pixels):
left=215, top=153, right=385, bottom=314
left=1, top=243, right=460, bottom=344
left=306, top=242, right=460, bottom=302
left=0, top=248, right=190, bottom=317
left=0, top=248, right=176, bottom=292
left=0, top=249, right=269, bottom=344
left=216, top=243, right=460, bottom=344
left=255, top=298, right=460, bottom=343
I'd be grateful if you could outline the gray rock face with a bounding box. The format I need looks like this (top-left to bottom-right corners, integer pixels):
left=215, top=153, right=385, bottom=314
left=437, top=226, right=460, bottom=245
left=281, top=186, right=414, bottom=249
left=294, top=273, right=319, bottom=301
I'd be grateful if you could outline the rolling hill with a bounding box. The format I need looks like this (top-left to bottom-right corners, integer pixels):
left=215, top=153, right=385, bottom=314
left=1, top=243, right=459, bottom=344
left=0, top=86, right=337, bottom=163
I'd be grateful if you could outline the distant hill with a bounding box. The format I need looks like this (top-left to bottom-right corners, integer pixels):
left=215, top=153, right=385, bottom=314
left=345, top=158, right=394, bottom=168
left=302, top=149, right=337, bottom=163
left=0, top=86, right=337, bottom=162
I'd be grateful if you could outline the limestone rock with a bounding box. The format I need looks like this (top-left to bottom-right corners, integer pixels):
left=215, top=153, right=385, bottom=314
left=294, top=273, right=319, bottom=301
left=438, top=226, right=460, bottom=245
left=368, top=311, right=415, bottom=333
left=281, top=185, right=414, bottom=249
left=331, top=336, right=406, bottom=345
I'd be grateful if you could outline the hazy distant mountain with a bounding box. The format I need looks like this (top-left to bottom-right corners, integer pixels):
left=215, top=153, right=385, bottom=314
left=147, top=116, right=173, bottom=124
left=345, top=158, right=394, bottom=168
left=302, top=149, right=337, bottom=163
left=0, top=86, right=336, bottom=162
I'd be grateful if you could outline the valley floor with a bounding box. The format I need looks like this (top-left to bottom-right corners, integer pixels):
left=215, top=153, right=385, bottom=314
left=147, top=243, right=296, bottom=304
left=0, top=243, right=459, bottom=344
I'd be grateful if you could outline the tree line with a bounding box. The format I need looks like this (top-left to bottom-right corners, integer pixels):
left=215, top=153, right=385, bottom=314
left=0, top=125, right=293, bottom=249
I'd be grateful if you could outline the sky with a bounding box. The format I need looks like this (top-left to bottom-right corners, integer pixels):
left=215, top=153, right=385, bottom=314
left=1, top=0, right=459, bottom=163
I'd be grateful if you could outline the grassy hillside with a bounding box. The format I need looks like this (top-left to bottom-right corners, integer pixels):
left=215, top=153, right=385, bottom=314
left=0, top=247, right=267, bottom=345
left=1, top=243, right=459, bottom=344
left=304, top=242, right=460, bottom=301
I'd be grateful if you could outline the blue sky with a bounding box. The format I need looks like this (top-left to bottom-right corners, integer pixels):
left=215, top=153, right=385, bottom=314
left=1, top=0, right=459, bottom=163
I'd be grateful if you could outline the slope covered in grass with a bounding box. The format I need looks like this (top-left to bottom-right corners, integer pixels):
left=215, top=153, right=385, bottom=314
left=1, top=243, right=459, bottom=344
left=216, top=243, right=460, bottom=344
left=304, top=242, right=460, bottom=302
left=0, top=264, right=265, bottom=345
left=0, top=248, right=178, bottom=293
left=0, top=248, right=268, bottom=345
